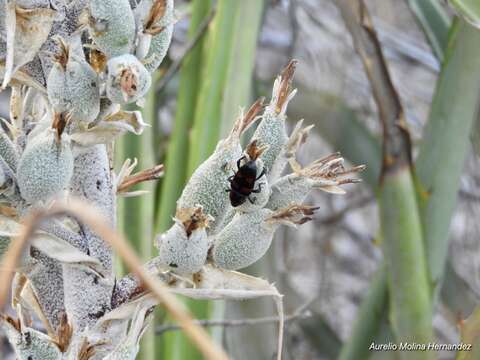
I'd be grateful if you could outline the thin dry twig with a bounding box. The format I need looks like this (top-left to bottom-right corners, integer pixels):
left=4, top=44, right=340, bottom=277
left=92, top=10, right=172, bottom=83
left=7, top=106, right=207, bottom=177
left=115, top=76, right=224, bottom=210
left=155, top=303, right=312, bottom=335
left=156, top=9, right=216, bottom=92
left=336, top=0, right=412, bottom=176
left=0, top=198, right=229, bottom=360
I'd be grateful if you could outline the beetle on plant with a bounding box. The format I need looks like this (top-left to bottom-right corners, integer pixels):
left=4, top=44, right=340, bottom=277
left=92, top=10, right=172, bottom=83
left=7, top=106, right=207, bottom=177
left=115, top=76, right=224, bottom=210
left=227, top=140, right=268, bottom=207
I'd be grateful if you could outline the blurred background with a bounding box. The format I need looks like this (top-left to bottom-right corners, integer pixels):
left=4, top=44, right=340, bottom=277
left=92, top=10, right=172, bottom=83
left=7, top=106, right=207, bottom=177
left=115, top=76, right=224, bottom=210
left=2, top=0, right=480, bottom=359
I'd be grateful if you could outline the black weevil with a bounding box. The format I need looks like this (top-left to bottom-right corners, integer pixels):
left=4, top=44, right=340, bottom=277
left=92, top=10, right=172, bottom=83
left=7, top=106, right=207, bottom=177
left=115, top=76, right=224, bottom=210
left=227, top=141, right=267, bottom=207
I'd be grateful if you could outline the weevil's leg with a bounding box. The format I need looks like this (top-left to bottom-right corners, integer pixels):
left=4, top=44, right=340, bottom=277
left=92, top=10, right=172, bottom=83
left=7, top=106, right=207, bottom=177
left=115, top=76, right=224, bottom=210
left=237, top=156, right=246, bottom=169
left=228, top=175, right=235, bottom=181
left=251, top=183, right=264, bottom=193
left=170, top=265, right=285, bottom=360
left=247, top=195, right=257, bottom=204
left=255, top=168, right=266, bottom=180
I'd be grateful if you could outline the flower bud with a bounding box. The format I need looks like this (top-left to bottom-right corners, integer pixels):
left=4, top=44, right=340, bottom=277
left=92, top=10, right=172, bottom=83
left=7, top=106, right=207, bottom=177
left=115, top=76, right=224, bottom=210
left=47, top=39, right=100, bottom=125
left=177, top=99, right=263, bottom=233
left=213, top=205, right=317, bottom=270
left=135, top=0, right=175, bottom=72
left=251, top=60, right=297, bottom=181
left=156, top=207, right=211, bottom=274
left=88, top=0, right=136, bottom=58
left=16, top=128, right=74, bottom=204
left=106, top=54, right=152, bottom=104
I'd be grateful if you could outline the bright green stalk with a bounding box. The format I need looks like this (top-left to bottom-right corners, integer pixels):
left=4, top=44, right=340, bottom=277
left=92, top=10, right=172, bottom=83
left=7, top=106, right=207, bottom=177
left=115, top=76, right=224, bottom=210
left=186, top=0, right=240, bottom=175
left=116, top=82, right=158, bottom=359
left=155, top=0, right=212, bottom=233
left=415, top=20, right=480, bottom=295
left=219, top=0, right=264, bottom=135
left=407, top=0, right=450, bottom=61
left=380, top=171, right=433, bottom=359
left=157, top=1, right=212, bottom=359
left=338, top=265, right=388, bottom=360
left=450, top=0, right=480, bottom=28
left=163, top=2, right=245, bottom=359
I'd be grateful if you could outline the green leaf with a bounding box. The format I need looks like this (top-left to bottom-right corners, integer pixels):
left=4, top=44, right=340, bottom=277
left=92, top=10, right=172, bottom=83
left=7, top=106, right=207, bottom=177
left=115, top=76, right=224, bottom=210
left=450, top=0, right=480, bottom=28
left=415, top=20, right=480, bottom=294
left=380, top=170, right=434, bottom=358
left=186, top=0, right=240, bottom=175
left=407, top=0, right=451, bottom=61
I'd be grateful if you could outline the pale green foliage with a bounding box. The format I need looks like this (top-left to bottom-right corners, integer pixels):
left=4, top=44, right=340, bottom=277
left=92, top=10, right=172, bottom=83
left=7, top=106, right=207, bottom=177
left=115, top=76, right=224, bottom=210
left=135, top=0, right=175, bottom=72
left=88, top=0, right=136, bottom=57
left=177, top=135, right=242, bottom=234
left=0, top=130, right=19, bottom=171
left=47, top=52, right=100, bottom=124
left=212, top=209, right=275, bottom=270
left=155, top=209, right=210, bottom=274
left=17, top=129, right=73, bottom=204
left=1, top=319, right=62, bottom=360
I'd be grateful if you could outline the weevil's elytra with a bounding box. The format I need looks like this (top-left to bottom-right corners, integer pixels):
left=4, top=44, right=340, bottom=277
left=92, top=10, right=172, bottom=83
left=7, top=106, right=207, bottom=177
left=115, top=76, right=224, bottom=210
left=227, top=140, right=268, bottom=207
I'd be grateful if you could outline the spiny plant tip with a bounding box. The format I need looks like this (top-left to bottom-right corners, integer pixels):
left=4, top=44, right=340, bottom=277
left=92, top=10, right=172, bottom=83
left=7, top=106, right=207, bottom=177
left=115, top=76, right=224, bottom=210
left=52, top=112, right=69, bottom=140
left=245, top=140, right=268, bottom=161
left=276, top=59, right=298, bottom=113
left=176, top=206, right=211, bottom=237
left=231, top=97, right=265, bottom=138
left=53, top=312, right=73, bottom=352
left=145, top=0, right=167, bottom=34
left=0, top=313, right=21, bottom=331
left=88, top=48, right=107, bottom=74
left=52, top=36, right=70, bottom=70
left=268, top=204, right=319, bottom=224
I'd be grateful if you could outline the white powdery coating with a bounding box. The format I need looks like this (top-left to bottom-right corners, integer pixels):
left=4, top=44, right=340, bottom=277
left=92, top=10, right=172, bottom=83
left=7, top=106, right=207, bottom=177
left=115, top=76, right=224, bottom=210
left=266, top=174, right=311, bottom=211
left=70, top=144, right=115, bottom=269
left=16, top=0, right=50, bottom=8
left=106, top=54, right=152, bottom=104
left=156, top=221, right=209, bottom=274
left=47, top=53, right=101, bottom=124
left=63, top=264, right=114, bottom=331
left=213, top=209, right=277, bottom=270
left=177, top=141, right=242, bottom=233
left=28, top=250, right=66, bottom=330
left=66, top=145, right=115, bottom=332
left=3, top=326, right=61, bottom=360
left=89, top=0, right=136, bottom=57
left=139, top=0, right=175, bottom=72
left=251, top=106, right=288, bottom=181
left=0, top=130, right=19, bottom=171
left=17, top=130, right=74, bottom=204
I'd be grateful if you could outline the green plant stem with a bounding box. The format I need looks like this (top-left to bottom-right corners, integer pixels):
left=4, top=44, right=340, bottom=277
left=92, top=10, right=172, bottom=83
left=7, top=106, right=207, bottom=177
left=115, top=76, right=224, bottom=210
left=407, top=0, right=450, bottom=61
left=155, top=0, right=212, bottom=234
left=219, top=0, right=264, bottom=136
left=156, top=2, right=213, bottom=359
left=380, top=170, right=433, bottom=359
left=338, top=265, right=388, bottom=360
left=415, top=20, right=480, bottom=296
left=116, top=85, right=157, bottom=359
left=186, top=0, right=240, bottom=175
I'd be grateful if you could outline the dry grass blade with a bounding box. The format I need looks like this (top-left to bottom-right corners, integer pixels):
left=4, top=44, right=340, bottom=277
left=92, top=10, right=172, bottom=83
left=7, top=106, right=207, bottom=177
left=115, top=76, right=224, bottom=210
left=336, top=0, right=412, bottom=174
left=0, top=198, right=229, bottom=360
